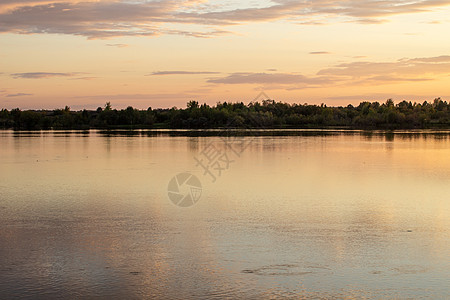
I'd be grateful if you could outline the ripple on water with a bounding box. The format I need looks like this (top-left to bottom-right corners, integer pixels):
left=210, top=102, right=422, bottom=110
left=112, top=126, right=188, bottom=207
left=241, top=264, right=330, bottom=276
left=392, top=265, right=429, bottom=275
left=369, top=265, right=429, bottom=276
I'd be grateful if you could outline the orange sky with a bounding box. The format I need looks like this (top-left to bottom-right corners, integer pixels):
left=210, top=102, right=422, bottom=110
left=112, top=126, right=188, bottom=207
left=1, top=0, right=450, bottom=110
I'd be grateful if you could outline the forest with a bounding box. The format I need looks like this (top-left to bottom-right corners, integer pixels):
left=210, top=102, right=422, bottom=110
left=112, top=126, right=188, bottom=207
left=1, top=98, right=450, bottom=130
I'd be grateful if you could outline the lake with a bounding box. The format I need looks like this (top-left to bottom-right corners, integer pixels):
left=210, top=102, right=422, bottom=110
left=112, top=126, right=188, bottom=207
left=0, top=130, right=449, bottom=299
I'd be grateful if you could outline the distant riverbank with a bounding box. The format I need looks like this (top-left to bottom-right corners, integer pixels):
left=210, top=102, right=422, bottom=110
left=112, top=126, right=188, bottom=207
left=2, top=98, right=450, bottom=130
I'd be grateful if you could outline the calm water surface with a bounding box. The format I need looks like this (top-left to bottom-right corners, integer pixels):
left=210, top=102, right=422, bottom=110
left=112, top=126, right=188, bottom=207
left=0, top=130, right=449, bottom=299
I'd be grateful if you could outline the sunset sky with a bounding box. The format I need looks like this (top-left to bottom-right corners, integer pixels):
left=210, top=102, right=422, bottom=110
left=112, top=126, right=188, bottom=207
left=1, top=0, right=450, bottom=110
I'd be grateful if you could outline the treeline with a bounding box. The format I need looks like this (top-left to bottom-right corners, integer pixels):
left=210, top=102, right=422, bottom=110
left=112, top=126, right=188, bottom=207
left=1, top=98, right=450, bottom=130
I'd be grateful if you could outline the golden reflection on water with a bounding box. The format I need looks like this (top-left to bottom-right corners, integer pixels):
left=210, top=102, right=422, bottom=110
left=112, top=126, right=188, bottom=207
left=0, top=130, right=449, bottom=298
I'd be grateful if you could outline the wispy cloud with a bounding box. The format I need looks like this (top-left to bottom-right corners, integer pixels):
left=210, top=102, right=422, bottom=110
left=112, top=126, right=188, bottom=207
left=309, top=51, right=331, bottom=55
left=6, top=93, right=33, bottom=97
left=350, top=18, right=388, bottom=24
left=0, top=1, right=232, bottom=39
left=207, top=55, right=450, bottom=90
left=323, top=93, right=444, bottom=102
left=11, top=72, right=84, bottom=79
left=149, top=71, right=220, bottom=76
left=364, top=76, right=432, bottom=82
left=317, top=55, right=450, bottom=77
left=296, top=21, right=326, bottom=26
left=106, top=43, right=128, bottom=48
left=1, top=0, right=449, bottom=39
left=69, top=76, right=98, bottom=81
left=207, top=72, right=332, bottom=90
left=177, top=0, right=450, bottom=23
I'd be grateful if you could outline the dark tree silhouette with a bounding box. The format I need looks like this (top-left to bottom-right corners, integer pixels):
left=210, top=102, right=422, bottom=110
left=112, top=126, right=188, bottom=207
left=1, top=98, right=449, bottom=130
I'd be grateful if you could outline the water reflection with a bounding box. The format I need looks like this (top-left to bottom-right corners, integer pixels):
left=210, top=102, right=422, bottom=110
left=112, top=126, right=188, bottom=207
left=0, top=130, right=449, bottom=299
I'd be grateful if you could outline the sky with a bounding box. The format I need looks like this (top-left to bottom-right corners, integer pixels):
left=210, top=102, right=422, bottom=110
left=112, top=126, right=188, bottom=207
left=1, top=0, right=450, bottom=110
